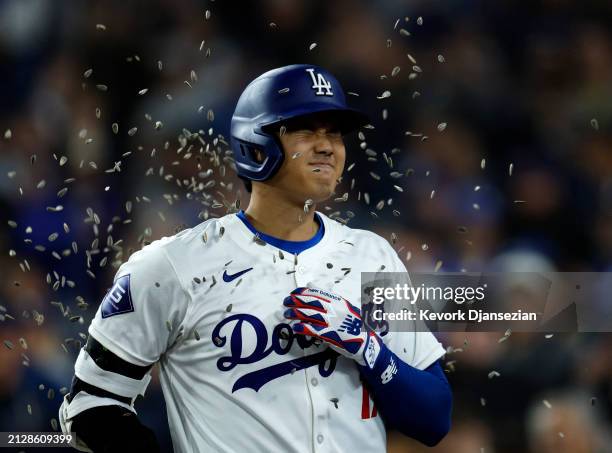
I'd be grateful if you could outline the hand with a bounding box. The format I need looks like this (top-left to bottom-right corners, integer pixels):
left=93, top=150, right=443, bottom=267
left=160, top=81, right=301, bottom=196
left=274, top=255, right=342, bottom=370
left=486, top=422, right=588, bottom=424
left=283, top=287, right=382, bottom=367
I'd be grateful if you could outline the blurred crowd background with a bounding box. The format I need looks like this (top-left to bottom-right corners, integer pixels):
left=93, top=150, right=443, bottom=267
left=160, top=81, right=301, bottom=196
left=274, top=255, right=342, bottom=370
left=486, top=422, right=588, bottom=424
left=0, top=0, right=611, bottom=452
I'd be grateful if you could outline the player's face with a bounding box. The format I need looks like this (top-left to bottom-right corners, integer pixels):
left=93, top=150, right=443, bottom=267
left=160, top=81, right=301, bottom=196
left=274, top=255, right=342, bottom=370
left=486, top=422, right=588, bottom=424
left=272, top=116, right=346, bottom=203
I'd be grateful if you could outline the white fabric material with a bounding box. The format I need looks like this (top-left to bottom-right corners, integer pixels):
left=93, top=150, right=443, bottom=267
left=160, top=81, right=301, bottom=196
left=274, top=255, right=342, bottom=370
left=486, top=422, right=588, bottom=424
left=79, top=212, right=445, bottom=453
left=74, top=348, right=151, bottom=399
left=59, top=391, right=135, bottom=452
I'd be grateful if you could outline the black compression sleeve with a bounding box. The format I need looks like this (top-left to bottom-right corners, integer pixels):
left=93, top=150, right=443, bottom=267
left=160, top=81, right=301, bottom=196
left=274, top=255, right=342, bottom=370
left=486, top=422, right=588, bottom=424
left=71, top=405, right=160, bottom=453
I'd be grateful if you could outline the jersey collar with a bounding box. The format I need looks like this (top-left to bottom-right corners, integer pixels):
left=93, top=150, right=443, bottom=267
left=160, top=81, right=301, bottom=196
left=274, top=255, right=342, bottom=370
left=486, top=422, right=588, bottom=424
left=235, top=210, right=324, bottom=255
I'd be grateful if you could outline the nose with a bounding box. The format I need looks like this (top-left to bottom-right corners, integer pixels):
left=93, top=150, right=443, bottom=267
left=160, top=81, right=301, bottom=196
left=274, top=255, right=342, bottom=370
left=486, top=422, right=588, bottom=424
left=313, top=129, right=334, bottom=155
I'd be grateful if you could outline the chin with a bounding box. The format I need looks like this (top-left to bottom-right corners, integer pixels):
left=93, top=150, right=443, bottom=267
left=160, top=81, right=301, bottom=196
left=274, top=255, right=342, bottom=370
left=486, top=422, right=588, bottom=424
left=307, top=182, right=336, bottom=203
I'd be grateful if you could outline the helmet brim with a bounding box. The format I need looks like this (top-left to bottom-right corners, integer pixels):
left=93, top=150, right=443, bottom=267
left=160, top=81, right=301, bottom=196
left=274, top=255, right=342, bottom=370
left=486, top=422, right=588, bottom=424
left=260, top=104, right=370, bottom=136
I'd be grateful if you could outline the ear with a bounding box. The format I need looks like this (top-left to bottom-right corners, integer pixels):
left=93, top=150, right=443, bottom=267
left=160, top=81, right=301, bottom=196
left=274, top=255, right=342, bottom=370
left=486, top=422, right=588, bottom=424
left=253, top=149, right=265, bottom=163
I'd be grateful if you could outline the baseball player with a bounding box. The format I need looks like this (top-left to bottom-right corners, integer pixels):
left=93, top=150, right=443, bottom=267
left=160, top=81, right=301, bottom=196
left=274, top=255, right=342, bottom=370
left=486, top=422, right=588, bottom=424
left=59, top=64, right=452, bottom=452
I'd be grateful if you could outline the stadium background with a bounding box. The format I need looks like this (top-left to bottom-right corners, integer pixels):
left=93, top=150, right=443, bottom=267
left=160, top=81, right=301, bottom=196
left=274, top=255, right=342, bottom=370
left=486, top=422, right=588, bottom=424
left=0, top=0, right=611, bottom=451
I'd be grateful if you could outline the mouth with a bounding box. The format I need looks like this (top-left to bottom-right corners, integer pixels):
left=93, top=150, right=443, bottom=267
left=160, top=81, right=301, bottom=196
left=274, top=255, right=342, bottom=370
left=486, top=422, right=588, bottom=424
left=309, top=162, right=335, bottom=173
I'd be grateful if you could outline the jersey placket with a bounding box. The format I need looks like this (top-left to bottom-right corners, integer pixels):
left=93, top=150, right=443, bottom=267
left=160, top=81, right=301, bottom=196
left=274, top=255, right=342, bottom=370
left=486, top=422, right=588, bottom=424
left=293, top=255, right=332, bottom=453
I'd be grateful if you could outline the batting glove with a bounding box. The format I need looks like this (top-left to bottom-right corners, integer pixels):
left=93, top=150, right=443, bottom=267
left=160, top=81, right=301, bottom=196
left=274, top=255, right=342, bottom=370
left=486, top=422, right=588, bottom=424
left=283, top=287, right=383, bottom=368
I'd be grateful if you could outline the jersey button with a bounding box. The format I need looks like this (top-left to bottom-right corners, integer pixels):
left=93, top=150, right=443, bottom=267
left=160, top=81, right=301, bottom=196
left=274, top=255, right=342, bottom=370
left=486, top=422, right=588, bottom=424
left=317, top=434, right=324, bottom=444
left=311, top=377, right=318, bottom=386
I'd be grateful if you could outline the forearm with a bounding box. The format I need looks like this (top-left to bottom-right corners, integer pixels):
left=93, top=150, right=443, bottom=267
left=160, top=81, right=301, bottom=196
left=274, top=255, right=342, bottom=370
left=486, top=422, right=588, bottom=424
left=358, top=342, right=452, bottom=446
left=71, top=404, right=160, bottom=453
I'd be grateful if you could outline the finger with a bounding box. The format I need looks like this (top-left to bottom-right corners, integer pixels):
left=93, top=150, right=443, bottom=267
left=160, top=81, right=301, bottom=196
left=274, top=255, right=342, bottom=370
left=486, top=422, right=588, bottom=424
left=344, top=300, right=362, bottom=319
left=290, top=287, right=341, bottom=304
left=284, top=308, right=327, bottom=326
left=283, top=294, right=326, bottom=312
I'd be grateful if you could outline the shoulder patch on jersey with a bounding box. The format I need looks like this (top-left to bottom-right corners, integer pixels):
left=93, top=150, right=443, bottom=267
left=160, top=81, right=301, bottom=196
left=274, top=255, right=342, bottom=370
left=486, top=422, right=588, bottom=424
left=101, top=274, right=134, bottom=318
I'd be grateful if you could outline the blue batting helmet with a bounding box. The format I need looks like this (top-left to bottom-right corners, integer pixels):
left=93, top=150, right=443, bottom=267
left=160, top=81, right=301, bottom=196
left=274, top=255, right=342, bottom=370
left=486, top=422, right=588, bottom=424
left=230, top=64, right=369, bottom=182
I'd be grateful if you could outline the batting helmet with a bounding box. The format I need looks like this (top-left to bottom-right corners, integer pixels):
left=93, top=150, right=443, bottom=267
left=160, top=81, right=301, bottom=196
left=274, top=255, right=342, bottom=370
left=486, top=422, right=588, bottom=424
left=230, top=64, right=369, bottom=182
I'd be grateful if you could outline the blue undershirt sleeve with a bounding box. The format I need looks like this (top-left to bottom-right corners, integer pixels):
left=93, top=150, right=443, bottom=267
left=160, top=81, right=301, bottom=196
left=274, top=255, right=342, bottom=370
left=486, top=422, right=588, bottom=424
left=358, top=342, right=452, bottom=446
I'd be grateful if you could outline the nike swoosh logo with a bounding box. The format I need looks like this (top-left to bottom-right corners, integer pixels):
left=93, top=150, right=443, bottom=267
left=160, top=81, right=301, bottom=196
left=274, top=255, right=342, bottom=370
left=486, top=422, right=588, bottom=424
left=222, top=268, right=253, bottom=283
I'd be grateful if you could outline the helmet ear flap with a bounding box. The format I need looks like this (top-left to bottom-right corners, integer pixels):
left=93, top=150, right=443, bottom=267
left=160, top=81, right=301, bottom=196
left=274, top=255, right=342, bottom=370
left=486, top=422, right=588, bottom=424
left=239, top=143, right=265, bottom=164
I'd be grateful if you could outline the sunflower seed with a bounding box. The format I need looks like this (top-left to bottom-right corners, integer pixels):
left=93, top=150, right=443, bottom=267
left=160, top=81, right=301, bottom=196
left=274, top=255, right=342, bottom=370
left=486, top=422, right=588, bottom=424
left=488, top=370, right=500, bottom=379
left=4, top=129, right=12, bottom=139
left=377, top=90, right=391, bottom=99
left=278, top=88, right=290, bottom=94
left=128, top=127, right=138, bottom=136
left=96, top=23, right=106, bottom=30
left=83, top=68, right=93, bottom=78
left=480, top=158, right=486, bottom=169
left=309, top=43, right=317, bottom=51
left=590, top=118, right=599, bottom=130
left=138, top=88, right=148, bottom=96
left=391, top=66, right=400, bottom=77
left=416, top=16, right=423, bottom=25
left=437, top=54, right=445, bottom=63
left=96, top=84, right=108, bottom=92
left=508, top=163, right=514, bottom=176
left=543, top=400, right=552, bottom=409
left=437, top=122, right=447, bottom=132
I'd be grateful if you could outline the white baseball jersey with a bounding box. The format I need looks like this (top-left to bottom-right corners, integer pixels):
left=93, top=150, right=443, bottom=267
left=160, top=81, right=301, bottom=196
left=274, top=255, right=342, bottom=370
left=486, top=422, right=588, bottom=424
left=66, top=212, right=445, bottom=453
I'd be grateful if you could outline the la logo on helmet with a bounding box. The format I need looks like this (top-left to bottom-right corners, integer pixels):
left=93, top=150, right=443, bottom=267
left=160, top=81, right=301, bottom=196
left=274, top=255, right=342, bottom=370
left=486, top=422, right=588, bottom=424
left=306, top=68, right=334, bottom=96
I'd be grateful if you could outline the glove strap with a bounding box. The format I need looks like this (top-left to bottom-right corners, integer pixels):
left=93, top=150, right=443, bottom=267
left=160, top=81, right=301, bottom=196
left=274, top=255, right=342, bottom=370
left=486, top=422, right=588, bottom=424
left=362, top=332, right=382, bottom=369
